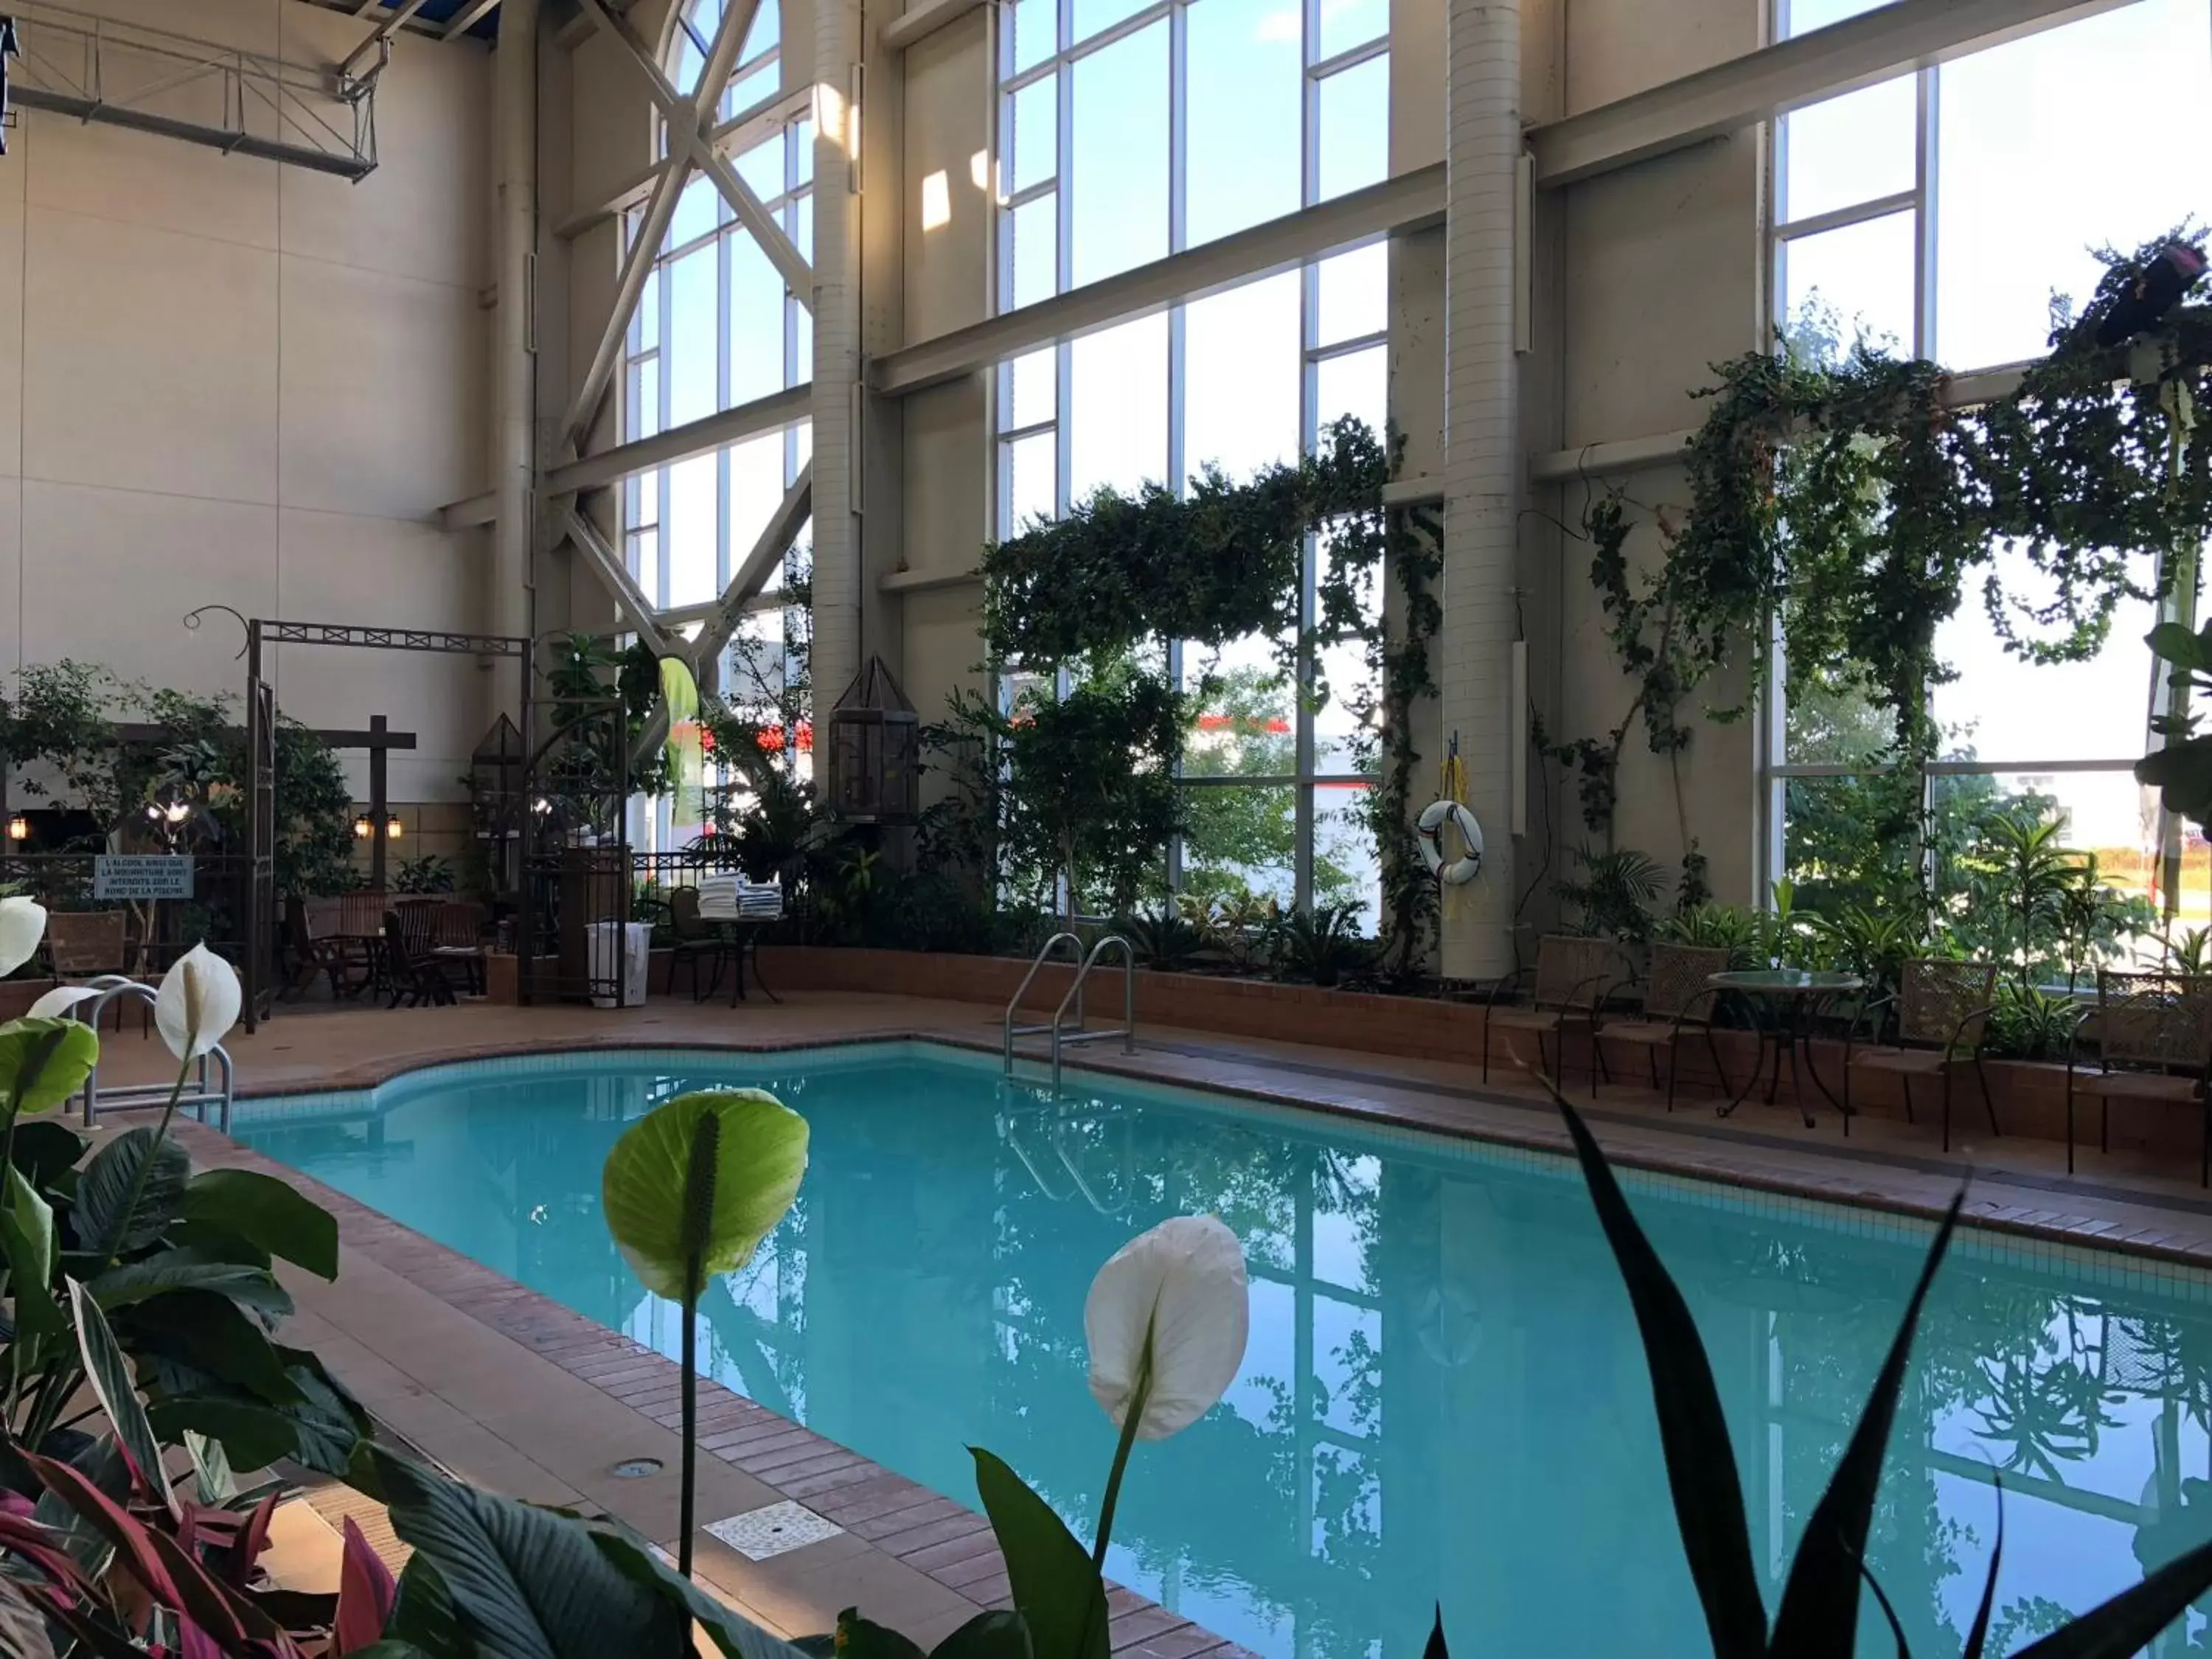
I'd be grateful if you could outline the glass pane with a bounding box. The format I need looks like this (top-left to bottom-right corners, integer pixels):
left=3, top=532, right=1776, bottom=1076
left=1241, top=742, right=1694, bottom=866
left=793, top=116, right=815, bottom=186
left=726, top=59, right=780, bottom=119
left=1779, top=75, right=1916, bottom=225
left=737, top=133, right=783, bottom=201
left=667, top=454, right=719, bottom=608
left=1070, top=22, right=1169, bottom=285
left=627, top=467, right=660, bottom=530
left=1319, top=0, right=1388, bottom=58
left=628, top=526, right=659, bottom=595
left=1314, top=344, right=1386, bottom=442
left=1783, top=0, right=1890, bottom=32
left=1008, top=0, right=1055, bottom=74
left=1315, top=55, right=1389, bottom=202
left=1928, top=771, right=2161, bottom=963
left=742, top=0, right=778, bottom=58
left=670, top=174, right=718, bottom=250
left=1781, top=772, right=1927, bottom=915
left=1008, top=77, right=1057, bottom=196
left=1185, top=633, right=1293, bottom=779
left=1186, top=0, right=1301, bottom=246
left=792, top=302, right=813, bottom=380
left=1073, top=0, right=1156, bottom=45
left=1068, top=313, right=1169, bottom=504
left=728, top=433, right=785, bottom=566
left=728, top=235, right=785, bottom=406
left=1778, top=209, right=1916, bottom=357
left=638, top=266, right=660, bottom=352
left=790, top=418, right=813, bottom=474
left=1182, top=785, right=1296, bottom=909
left=1936, top=0, right=2212, bottom=372
left=1314, top=782, right=1381, bottom=928
left=1004, top=431, right=1058, bottom=533
left=672, top=19, right=705, bottom=97
left=667, top=246, right=719, bottom=425
left=628, top=356, right=660, bottom=443
left=1930, top=563, right=2157, bottom=764
left=1009, top=194, right=1058, bottom=307
left=1315, top=243, right=1387, bottom=345
left=1006, top=347, right=1055, bottom=431
left=792, top=193, right=814, bottom=262
left=1185, top=271, right=1300, bottom=483
left=1314, top=528, right=1380, bottom=773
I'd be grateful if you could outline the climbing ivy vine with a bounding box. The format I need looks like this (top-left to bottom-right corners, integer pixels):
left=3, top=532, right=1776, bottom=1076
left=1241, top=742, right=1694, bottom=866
left=975, top=417, right=1442, bottom=969
left=1559, top=229, right=2212, bottom=866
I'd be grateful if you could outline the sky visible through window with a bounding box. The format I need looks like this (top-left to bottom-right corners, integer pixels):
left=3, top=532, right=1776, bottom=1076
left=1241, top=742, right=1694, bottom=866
left=1777, top=0, right=2211, bottom=873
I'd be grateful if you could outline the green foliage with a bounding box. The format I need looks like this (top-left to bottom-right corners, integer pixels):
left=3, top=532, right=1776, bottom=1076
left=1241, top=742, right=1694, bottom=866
left=2140, top=615, right=2212, bottom=830
left=395, top=855, right=457, bottom=894
left=974, top=419, right=1441, bottom=971
left=1553, top=847, right=1669, bottom=945
left=1265, top=902, right=1371, bottom=988
left=1119, top=902, right=1205, bottom=970
left=1984, top=982, right=2092, bottom=1062
left=1562, top=229, right=2212, bottom=878
left=0, top=660, right=126, bottom=830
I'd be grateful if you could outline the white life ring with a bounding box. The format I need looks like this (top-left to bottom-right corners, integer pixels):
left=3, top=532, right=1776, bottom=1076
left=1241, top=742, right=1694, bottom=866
left=1417, top=799, right=1484, bottom=886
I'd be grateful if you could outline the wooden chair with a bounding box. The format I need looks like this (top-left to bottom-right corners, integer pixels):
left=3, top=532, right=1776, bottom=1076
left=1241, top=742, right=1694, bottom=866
left=665, top=886, right=731, bottom=1001
left=2067, top=970, right=2212, bottom=1184
left=430, top=900, right=488, bottom=996
left=1596, top=942, right=1731, bottom=1110
left=1482, top=936, right=1624, bottom=1091
left=381, top=908, right=459, bottom=1009
left=44, top=910, right=145, bottom=1032
left=1843, top=959, right=2001, bottom=1151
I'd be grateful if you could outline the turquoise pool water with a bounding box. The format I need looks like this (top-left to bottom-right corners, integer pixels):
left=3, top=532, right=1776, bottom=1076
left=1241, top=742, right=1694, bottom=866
left=236, top=1043, right=2212, bottom=1657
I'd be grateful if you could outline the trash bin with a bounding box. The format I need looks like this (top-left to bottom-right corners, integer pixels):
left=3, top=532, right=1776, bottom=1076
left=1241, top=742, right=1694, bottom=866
left=588, top=921, right=654, bottom=1008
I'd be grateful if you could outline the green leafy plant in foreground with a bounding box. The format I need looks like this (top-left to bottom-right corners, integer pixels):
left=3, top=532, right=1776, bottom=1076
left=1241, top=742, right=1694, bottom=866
left=601, top=1089, right=810, bottom=1578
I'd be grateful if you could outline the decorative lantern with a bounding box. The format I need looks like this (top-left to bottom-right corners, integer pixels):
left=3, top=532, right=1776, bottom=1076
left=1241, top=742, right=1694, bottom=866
left=827, top=657, right=921, bottom=825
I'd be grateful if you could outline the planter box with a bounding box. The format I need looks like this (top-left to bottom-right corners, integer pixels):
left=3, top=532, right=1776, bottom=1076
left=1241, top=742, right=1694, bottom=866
left=757, top=947, right=2212, bottom=1166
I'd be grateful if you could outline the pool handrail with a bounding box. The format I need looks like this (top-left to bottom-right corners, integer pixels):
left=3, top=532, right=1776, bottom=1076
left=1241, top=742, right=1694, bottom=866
left=1050, top=935, right=1136, bottom=1091
left=1004, top=931, right=1085, bottom=1073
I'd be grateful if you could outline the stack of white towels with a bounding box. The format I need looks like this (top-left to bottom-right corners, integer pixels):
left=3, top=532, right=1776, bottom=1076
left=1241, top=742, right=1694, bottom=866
left=696, top=872, right=785, bottom=922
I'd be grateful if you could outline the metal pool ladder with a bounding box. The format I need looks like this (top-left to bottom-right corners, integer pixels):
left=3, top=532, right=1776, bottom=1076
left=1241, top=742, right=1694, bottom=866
left=1002, top=931, right=1137, bottom=1088
left=72, top=976, right=235, bottom=1133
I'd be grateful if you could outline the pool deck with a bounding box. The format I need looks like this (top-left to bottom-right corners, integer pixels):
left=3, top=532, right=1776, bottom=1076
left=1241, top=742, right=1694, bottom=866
left=106, top=989, right=2212, bottom=1651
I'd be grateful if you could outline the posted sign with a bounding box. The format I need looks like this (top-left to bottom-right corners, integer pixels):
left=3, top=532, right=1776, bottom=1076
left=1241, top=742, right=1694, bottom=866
left=92, top=856, right=194, bottom=901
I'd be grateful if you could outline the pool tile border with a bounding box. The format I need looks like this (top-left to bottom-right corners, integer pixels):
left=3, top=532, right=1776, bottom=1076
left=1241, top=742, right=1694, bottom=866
left=226, top=1025, right=2212, bottom=1280
left=175, top=1119, right=1258, bottom=1659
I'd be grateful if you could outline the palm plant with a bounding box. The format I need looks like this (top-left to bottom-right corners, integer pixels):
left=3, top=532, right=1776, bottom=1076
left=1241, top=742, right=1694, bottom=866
left=1554, top=846, right=1668, bottom=943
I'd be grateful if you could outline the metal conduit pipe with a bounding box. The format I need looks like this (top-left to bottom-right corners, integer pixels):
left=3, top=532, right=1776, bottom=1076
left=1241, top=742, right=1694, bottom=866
left=490, top=0, right=541, bottom=706
left=1438, top=0, right=1522, bottom=981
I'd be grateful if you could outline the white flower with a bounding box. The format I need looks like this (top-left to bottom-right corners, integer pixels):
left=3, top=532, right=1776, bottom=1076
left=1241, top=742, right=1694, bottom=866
left=1085, top=1215, right=1249, bottom=1442
left=28, top=985, right=100, bottom=1020
left=0, top=897, right=47, bottom=980
left=154, top=944, right=241, bottom=1061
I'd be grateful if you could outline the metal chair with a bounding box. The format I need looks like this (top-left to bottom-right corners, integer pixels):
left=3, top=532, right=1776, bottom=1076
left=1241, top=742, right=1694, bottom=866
left=665, top=886, right=732, bottom=1001
left=1482, top=935, right=1624, bottom=1090
left=2067, top=970, right=2212, bottom=1184
left=1843, top=958, right=2000, bottom=1150
left=1595, top=942, right=1731, bottom=1110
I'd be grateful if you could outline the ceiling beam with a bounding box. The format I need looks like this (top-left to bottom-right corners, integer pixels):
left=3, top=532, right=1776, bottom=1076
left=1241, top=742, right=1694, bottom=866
left=340, top=0, right=436, bottom=76
left=552, top=86, right=806, bottom=240
left=554, top=501, right=681, bottom=655
left=872, top=164, right=1444, bottom=397
left=1527, top=0, right=2137, bottom=187
left=546, top=383, right=814, bottom=495
left=881, top=0, right=987, bottom=52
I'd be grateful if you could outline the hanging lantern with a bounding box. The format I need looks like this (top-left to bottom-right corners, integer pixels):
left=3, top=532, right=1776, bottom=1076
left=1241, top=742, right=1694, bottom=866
left=827, top=657, right=920, bottom=826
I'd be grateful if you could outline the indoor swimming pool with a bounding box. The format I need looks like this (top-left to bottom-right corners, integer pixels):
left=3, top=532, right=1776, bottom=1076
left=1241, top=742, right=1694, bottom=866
left=234, top=1042, right=2212, bottom=1657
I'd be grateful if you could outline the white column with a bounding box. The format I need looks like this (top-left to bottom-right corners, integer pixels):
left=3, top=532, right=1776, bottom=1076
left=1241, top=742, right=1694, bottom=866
left=810, top=0, right=863, bottom=785
left=1438, top=0, right=1520, bottom=979
left=490, top=0, right=541, bottom=686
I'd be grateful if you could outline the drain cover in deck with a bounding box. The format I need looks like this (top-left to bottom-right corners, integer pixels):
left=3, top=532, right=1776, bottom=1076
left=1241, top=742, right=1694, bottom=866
left=706, top=1499, right=844, bottom=1560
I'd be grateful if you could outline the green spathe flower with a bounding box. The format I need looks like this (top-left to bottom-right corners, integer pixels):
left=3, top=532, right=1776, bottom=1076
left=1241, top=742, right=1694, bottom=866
left=600, top=1088, right=808, bottom=1302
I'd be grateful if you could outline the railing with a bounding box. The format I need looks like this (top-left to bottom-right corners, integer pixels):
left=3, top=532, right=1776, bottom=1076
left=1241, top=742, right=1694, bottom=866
left=1048, top=936, right=1136, bottom=1091
left=1003, top=931, right=1084, bottom=1074
left=72, top=978, right=234, bottom=1133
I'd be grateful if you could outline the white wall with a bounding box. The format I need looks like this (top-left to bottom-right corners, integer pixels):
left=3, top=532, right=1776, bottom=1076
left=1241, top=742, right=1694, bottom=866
left=0, top=0, right=493, bottom=806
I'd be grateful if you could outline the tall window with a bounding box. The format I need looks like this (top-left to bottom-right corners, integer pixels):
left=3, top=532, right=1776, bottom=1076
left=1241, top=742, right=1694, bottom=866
left=993, top=0, right=1391, bottom=921
left=624, top=0, right=815, bottom=849
left=1767, top=0, right=2211, bottom=917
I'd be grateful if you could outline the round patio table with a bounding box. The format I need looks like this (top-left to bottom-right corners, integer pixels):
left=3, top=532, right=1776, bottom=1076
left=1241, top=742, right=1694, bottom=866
left=1708, top=969, right=1864, bottom=1127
